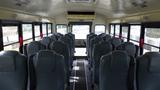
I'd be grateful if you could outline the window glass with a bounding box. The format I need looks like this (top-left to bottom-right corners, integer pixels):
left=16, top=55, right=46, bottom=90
left=122, top=26, right=128, bottom=42
left=143, top=44, right=159, bottom=54
left=95, top=25, right=105, bottom=35
left=34, top=25, right=41, bottom=41
left=143, top=28, right=160, bottom=54
left=130, top=40, right=139, bottom=46
left=48, top=24, right=52, bottom=36
left=4, top=43, right=19, bottom=51
left=106, top=29, right=109, bottom=34
left=74, top=48, right=87, bottom=56
left=42, top=24, right=47, bottom=37
left=2, top=26, right=19, bottom=51
left=110, top=25, right=114, bottom=36
left=144, top=28, right=160, bottom=47
left=22, top=24, right=32, bottom=44
left=72, top=25, right=90, bottom=39
left=130, top=25, right=141, bottom=41
left=115, top=25, right=120, bottom=37
left=56, top=25, right=67, bottom=35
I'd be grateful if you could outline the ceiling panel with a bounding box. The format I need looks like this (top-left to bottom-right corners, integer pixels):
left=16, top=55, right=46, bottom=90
left=0, top=0, right=159, bottom=18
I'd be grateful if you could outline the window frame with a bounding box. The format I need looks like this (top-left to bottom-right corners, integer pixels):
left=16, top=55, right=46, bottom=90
left=142, top=22, right=160, bottom=53
left=120, top=23, right=130, bottom=42
left=0, top=20, right=21, bottom=52
left=22, top=23, right=33, bottom=43
left=129, top=24, right=141, bottom=42
left=109, top=23, right=121, bottom=37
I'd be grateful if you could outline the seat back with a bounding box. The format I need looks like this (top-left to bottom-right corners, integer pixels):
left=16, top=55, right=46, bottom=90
left=49, top=41, right=70, bottom=82
left=40, top=37, right=52, bottom=49
left=116, top=42, right=136, bottom=90
left=27, top=41, right=46, bottom=57
left=90, top=36, right=103, bottom=65
left=87, top=33, right=95, bottom=50
left=65, top=34, right=74, bottom=55
left=67, top=33, right=75, bottom=54
left=109, top=37, right=123, bottom=50
left=136, top=52, right=160, bottom=90
left=98, top=33, right=106, bottom=37
left=0, top=51, right=27, bottom=90
left=23, top=44, right=28, bottom=56
left=93, top=41, right=112, bottom=85
left=102, top=34, right=111, bottom=41
left=116, top=42, right=136, bottom=58
left=100, top=51, right=130, bottom=90
left=29, top=50, right=65, bottom=90
left=87, top=34, right=97, bottom=58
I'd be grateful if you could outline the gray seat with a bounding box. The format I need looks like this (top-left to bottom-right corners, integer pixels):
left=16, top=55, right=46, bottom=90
left=49, top=41, right=70, bottom=83
left=54, top=33, right=63, bottom=40
left=92, top=41, right=112, bottom=85
left=87, top=34, right=97, bottom=59
left=23, top=44, right=28, bottom=56
left=135, top=45, right=140, bottom=57
left=116, top=42, right=136, bottom=57
left=102, top=34, right=111, bottom=41
left=59, top=36, right=73, bottom=67
left=136, top=52, right=160, bottom=90
left=40, top=37, right=52, bottom=49
left=27, top=41, right=46, bottom=57
left=86, top=33, right=95, bottom=53
left=109, top=37, right=123, bottom=50
left=90, top=36, right=103, bottom=66
left=67, top=33, right=75, bottom=53
left=29, top=50, right=66, bottom=90
left=59, top=36, right=72, bottom=55
left=98, top=33, right=106, bottom=37
left=65, top=34, right=75, bottom=56
left=50, top=34, right=57, bottom=41
left=116, top=42, right=137, bottom=90
left=100, top=51, right=131, bottom=90
left=0, top=51, right=27, bottom=90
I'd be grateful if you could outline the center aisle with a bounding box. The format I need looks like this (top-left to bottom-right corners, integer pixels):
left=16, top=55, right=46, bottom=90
left=70, top=60, right=91, bottom=90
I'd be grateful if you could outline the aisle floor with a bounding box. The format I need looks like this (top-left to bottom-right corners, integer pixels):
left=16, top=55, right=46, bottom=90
left=70, top=60, right=91, bottom=90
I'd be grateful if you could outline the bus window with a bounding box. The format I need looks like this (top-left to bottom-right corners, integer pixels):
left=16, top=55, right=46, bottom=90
left=48, top=24, right=52, bottom=36
left=2, top=26, right=19, bottom=51
left=34, top=25, right=41, bottom=41
left=110, top=25, right=114, bottom=36
left=72, top=25, right=90, bottom=39
left=143, top=28, right=160, bottom=54
left=122, top=26, right=128, bottom=42
left=106, top=28, right=109, bottom=34
left=115, top=25, right=120, bottom=37
left=130, top=25, right=141, bottom=45
left=95, top=25, right=105, bottom=35
left=22, top=24, right=32, bottom=44
left=42, top=24, right=47, bottom=37
left=56, top=25, right=67, bottom=35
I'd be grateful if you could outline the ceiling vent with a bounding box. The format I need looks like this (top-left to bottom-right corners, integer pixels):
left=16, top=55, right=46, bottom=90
left=67, top=11, right=96, bottom=20
left=66, top=0, right=96, bottom=3
left=15, top=0, right=30, bottom=7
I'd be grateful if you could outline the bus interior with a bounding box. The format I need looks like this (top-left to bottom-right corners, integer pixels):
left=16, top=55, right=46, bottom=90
left=0, top=0, right=160, bottom=90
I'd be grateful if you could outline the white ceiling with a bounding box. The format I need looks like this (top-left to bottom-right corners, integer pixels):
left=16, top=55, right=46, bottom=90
left=0, top=0, right=159, bottom=18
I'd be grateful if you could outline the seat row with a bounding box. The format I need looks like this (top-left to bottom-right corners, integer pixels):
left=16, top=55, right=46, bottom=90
left=0, top=50, right=65, bottom=90
left=100, top=45, right=160, bottom=90
left=86, top=33, right=125, bottom=86
left=87, top=33, right=160, bottom=90
left=0, top=33, right=75, bottom=90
